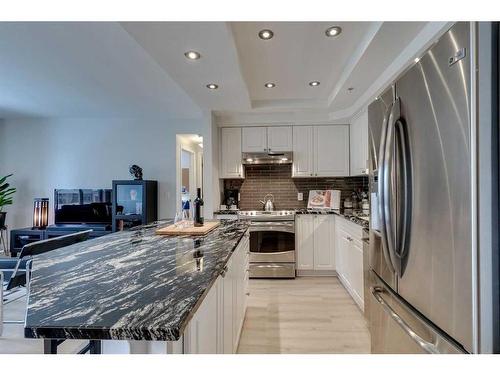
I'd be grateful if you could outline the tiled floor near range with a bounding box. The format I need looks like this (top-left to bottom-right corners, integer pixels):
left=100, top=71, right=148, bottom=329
left=237, top=277, right=371, bottom=354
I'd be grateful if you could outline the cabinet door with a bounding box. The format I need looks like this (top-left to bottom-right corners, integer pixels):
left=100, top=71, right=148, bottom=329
left=335, top=226, right=351, bottom=281
left=350, top=238, right=365, bottom=308
left=185, top=278, right=219, bottom=354
left=292, top=126, right=314, bottom=177
left=242, top=127, right=267, bottom=152
left=313, top=215, right=335, bottom=270
left=221, top=128, right=244, bottom=178
left=350, top=110, right=369, bottom=176
left=296, top=215, right=314, bottom=270
left=267, top=126, right=292, bottom=152
left=223, top=261, right=234, bottom=354
left=314, top=125, right=350, bottom=177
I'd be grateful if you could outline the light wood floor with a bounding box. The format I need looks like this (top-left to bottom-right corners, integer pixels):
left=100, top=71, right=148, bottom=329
left=0, top=294, right=86, bottom=354
left=237, top=276, right=371, bottom=354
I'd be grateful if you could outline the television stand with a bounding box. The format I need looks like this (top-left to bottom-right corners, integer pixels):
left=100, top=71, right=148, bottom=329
left=46, top=224, right=112, bottom=239
left=9, top=224, right=112, bottom=257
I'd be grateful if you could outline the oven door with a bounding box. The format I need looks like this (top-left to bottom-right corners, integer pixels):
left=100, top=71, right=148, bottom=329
left=248, top=221, right=295, bottom=263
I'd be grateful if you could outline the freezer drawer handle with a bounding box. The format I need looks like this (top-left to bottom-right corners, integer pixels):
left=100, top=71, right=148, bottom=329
left=371, top=287, right=440, bottom=354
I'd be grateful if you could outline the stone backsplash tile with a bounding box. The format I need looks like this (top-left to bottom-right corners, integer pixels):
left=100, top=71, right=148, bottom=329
left=223, top=164, right=368, bottom=210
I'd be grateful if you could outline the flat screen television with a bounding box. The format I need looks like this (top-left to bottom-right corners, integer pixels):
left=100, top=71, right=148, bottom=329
left=54, top=189, right=112, bottom=225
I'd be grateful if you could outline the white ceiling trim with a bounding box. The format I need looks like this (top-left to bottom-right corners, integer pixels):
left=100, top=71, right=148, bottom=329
left=326, top=22, right=383, bottom=107
left=216, top=21, right=454, bottom=127
left=328, top=21, right=454, bottom=121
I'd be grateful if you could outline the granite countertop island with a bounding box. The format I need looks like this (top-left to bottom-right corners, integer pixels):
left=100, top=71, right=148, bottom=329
left=24, top=220, right=249, bottom=342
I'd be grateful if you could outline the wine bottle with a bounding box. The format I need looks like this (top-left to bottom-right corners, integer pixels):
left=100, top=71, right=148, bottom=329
left=194, top=188, right=204, bottom=227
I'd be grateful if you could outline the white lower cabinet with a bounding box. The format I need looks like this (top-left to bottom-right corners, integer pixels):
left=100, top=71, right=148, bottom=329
left=184, top=278, right=220, bottom=354
left=184, top=234, right=249, bottom=354
left=334, top=216, right=364, bottom=311
left=296, top=215, right=335, bottom=274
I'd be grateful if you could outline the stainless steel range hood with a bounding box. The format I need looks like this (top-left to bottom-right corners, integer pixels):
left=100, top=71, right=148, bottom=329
left=242, top=151, right=293, bottom=165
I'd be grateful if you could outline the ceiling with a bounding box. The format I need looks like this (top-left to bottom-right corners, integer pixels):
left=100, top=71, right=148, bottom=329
left=0, top=21, right=451, bottom=122
left=0, top=22, right=202, bottom=119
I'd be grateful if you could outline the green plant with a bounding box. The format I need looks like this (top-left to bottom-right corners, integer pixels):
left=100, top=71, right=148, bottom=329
left=0, top=174, right=16, bottom=212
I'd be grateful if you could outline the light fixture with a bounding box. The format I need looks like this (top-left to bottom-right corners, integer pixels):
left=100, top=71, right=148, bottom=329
left=258, top=29, right=274, bottom=40
left=184, top=51, right=201, bottom=60
left=206, top=83, right=218, bottom=90
left=33, top=198, right=49, bottom=229
left=246, top=158, right=253, bottom=162
left=309, top=81, right=320, bottom=87
left=414, top=57, right=420, bottom=63
left=281, top=157, right=288, bottom=161
left=264, top=82, right=276, bottom=88
left=325, top=26, right=342, bottom=37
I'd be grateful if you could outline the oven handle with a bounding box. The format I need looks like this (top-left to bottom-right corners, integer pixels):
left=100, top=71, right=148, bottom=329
left=248, top=224, right=295, bottom=233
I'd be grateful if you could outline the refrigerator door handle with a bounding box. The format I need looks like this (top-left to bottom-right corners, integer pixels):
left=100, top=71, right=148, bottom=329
left=394, top=114, right=412, bottom=272
left=377, top=101, right=396, bottom=274
left=371, top=286, right=441, bottom=354
left=382, top=99, right=400, bottom=275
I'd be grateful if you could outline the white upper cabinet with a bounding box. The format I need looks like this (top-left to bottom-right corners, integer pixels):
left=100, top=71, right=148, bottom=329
left=242, top=127, right=267, bottom=152
left=350, top=110, right=369, bottom=176
left=293, top=125, right=349, bottom=178
left=267, top=126, right=293, bottom=152
left=314, top=125, right=350, bottom=177
left=242, top=126, right=292, bottom=153
left=220, top=127, right=244, bottom=179
left=292, top=126, right=314, bottom=177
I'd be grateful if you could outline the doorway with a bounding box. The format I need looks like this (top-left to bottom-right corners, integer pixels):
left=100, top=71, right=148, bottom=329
left=176, top=134, right=204, bottom=213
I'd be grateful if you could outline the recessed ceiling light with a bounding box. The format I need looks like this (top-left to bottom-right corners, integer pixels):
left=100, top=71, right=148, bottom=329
left=246, top=158, right=253, bottom=162
left=264, top=82, right=276, bottom=88
left=258, top=29, right=274, bottom=40
left=206, top=83, right=219, bottom=90
left=325, top=26, right=342, bottom=37
left=414, top=57, right=420, bottom=63
left=309, top=81, right=320, bottom=87
left=184, top=51, right=201, bottom=60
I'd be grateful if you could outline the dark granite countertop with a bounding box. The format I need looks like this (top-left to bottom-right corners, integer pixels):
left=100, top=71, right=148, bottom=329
left=24, top=220, right=249, bottom=342
left=295, top=208, right=369, bottom=228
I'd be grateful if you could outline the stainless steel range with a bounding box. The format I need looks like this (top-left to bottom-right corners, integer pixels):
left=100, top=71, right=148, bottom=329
left=238, top=210, right=296, bottom=279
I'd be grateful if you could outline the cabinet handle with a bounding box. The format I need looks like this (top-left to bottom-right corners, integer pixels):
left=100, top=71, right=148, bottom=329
left=246, top=292, right=250, bottom=296
left=310, top=173, right=313, bottom=176
left=221, top=265, right=228, bottom=277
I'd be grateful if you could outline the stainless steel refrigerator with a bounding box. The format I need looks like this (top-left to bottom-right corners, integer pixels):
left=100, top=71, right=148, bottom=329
left=368, top=22, right=474, bottom=354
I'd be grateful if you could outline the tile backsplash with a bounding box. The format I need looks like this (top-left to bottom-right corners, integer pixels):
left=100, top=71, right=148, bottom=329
left=223, top=164, right=368, bottom=210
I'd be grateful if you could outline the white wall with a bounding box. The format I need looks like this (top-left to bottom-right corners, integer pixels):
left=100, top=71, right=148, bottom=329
left=0, top=116, right=216, bottom=232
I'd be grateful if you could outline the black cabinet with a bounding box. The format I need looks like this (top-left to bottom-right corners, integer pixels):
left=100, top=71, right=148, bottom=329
left=9, top=225, right=111, bottom=257
left=112, top=180, right=158, bottom=232
left=9, top=228, right=45, bottom=257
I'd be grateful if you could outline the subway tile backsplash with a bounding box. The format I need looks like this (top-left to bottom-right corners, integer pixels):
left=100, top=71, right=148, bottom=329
left=223, top=164, right=368, bottom=210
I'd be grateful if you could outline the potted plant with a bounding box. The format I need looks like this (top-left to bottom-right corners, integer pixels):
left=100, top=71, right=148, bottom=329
left=0, top=174, right=16, bottom=228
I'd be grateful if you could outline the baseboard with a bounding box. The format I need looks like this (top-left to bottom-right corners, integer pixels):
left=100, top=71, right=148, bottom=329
left=296, top=269, right=337, bottom=277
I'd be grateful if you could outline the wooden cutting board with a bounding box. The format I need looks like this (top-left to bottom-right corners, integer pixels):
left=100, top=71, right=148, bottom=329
left=155, top=220, right=221, bottom=236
